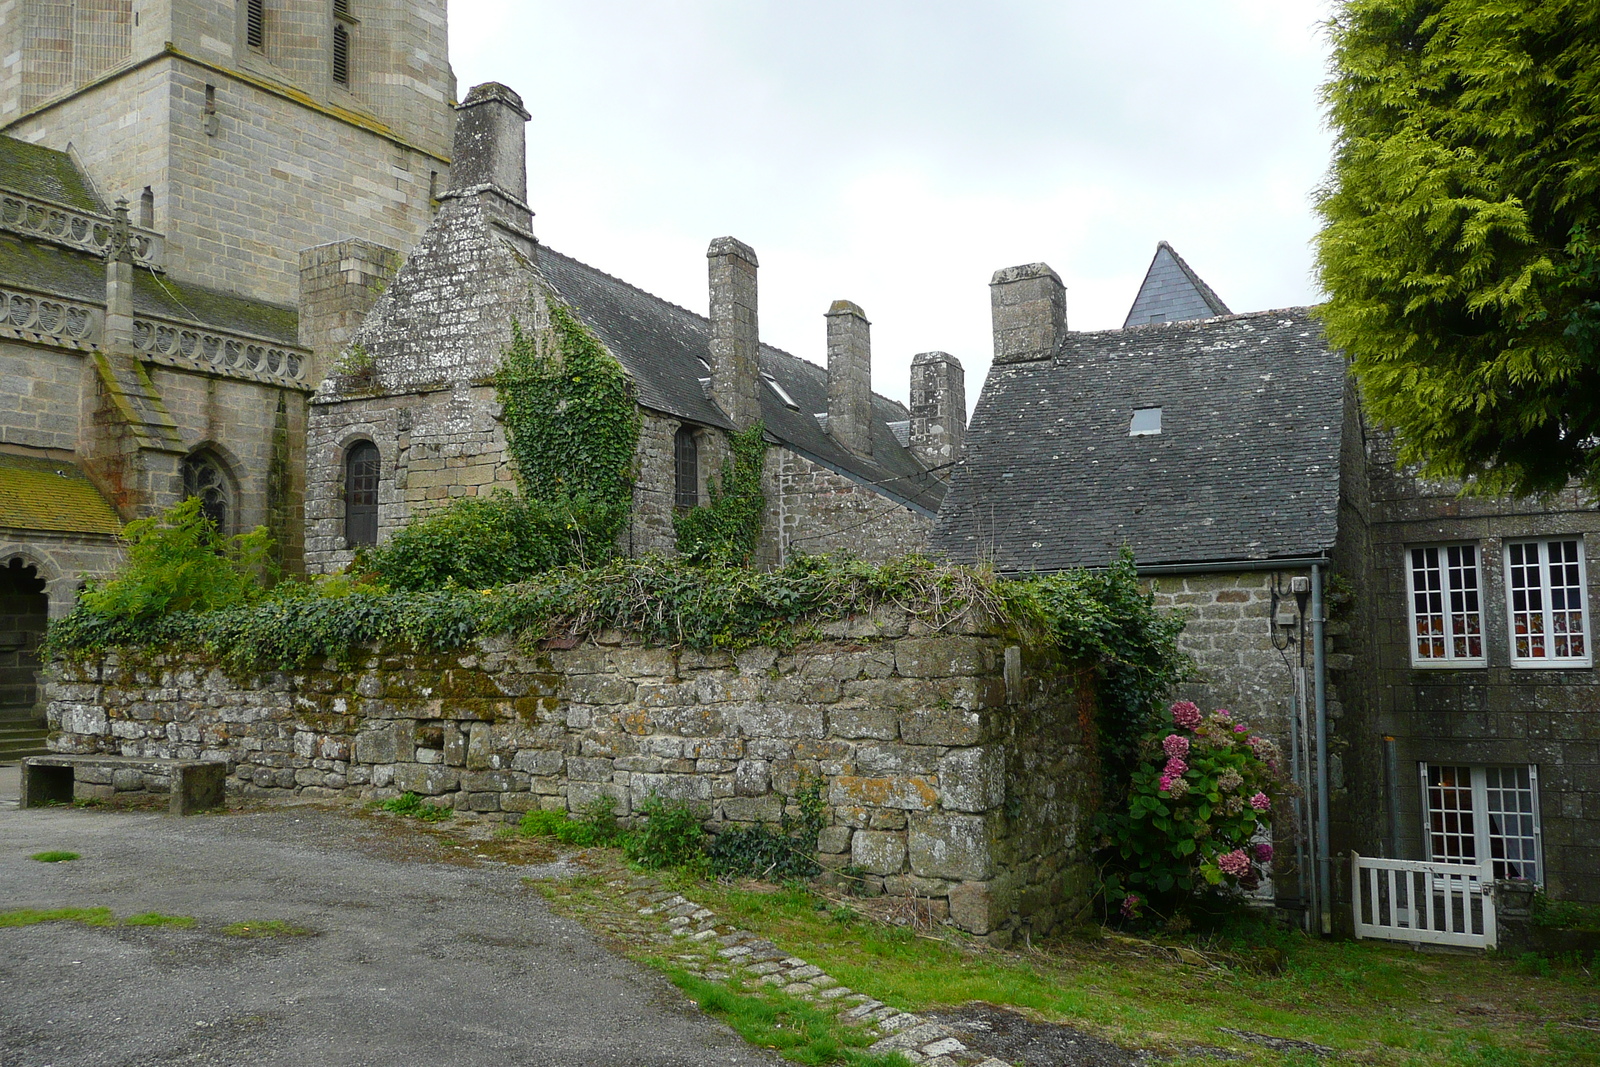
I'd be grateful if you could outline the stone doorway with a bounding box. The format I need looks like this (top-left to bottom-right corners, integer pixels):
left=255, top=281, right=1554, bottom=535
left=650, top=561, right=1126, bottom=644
left=0, top=558, right=50, bottom=760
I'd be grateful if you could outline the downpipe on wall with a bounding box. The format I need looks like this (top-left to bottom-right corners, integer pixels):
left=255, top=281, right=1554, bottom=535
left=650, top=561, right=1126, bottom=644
left=1312, top=563, right=1332, bottom=936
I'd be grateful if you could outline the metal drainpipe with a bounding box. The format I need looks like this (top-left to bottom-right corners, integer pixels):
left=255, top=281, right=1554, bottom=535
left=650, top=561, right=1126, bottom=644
left=1312, top=563, right=1331, bottom=935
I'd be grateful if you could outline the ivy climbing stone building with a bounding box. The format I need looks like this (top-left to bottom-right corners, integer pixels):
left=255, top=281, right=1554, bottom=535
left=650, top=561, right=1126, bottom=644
left=303, top=81, right=960, bottom=574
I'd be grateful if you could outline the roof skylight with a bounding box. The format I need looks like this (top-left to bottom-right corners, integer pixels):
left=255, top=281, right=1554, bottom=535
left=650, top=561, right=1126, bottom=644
left=1129, top=407, right=1162, bottom=436
left=761, top=372, right=800, bottom=410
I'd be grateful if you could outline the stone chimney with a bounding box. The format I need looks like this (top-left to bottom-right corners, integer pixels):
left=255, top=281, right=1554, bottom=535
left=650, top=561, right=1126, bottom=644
left=706, top=236, right=762, bottom=430
left=824, top=300, right=873, bottom=456
left=298, top=239, right=403, bottom=384
left=442, top=81, right=534, bottom=241
left=989, top=263, right=1066, bottom=364
left=103, top=197, right=135, bottom=349
left=909, top=351, right=965, bottom=473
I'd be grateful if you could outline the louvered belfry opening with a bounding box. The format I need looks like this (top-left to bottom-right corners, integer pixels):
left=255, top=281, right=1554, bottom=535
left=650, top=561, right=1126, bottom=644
left=344, top=441, right=379, bottom=546
left=332, top=23, right=351, bottom=86
left=245, top=0, right=264, bottom=49
left=674, top=426, right=699, bottom=509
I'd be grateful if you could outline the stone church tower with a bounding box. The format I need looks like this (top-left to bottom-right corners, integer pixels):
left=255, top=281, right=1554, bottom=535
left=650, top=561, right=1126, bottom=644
left=0, top=0, right=454, bottom=310
left=0, top=1, right=457, bottom=756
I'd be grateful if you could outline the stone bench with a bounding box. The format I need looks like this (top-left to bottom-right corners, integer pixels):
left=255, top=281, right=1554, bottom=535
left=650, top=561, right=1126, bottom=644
left=20, top=755, right=227, bottom=815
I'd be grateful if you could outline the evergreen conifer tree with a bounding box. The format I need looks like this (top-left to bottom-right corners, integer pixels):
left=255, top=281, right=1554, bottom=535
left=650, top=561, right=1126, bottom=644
left=1316, top=0, right=1600, bottom=495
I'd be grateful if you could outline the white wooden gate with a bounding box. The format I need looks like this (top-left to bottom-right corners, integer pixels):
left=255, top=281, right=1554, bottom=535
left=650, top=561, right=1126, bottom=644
left=1351, top=853, right=1496, bottom=949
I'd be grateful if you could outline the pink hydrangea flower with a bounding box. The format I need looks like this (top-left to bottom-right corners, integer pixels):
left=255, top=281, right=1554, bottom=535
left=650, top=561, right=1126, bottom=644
left=1254, top=843, right=1274, bottom=864
left=1164, top=757, right=1188, bottom=777
left=1213, top=708, right=1233, bottom=722
left=1250, top=792, right=1271, bottom=811
left=1171, top=701, right=1203, bottom=729
left=1163, top=734, right=1191, bottom=759
left=1121, top=893, right=1142, bottom=919
left=1234, top=724, right=1248, bottom=734
left=1246, top=735, right=1264, bottom=749
left=1218, top=849, right=1251, bottom=877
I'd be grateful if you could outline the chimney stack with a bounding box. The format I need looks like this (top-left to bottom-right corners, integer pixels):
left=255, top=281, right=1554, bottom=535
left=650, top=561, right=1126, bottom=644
left=299, top=239, right=403, bottom=384
left=443, top=82, right=534, bottom=240
left=909, top=351, right=965, bottom=474
left=825, top=300, right=872, bottom=456
left=706, top=237, right=762, bottom=429
left=989, top=263, right=1065, bottom=364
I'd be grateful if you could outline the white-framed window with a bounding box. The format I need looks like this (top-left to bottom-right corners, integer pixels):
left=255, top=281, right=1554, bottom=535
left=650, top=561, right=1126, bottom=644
left=1420, top=764, right=1542, bottom=882
left=1505, top=538, right=1591, bottom=667
left=1406, top=544, right=1486, bottom=667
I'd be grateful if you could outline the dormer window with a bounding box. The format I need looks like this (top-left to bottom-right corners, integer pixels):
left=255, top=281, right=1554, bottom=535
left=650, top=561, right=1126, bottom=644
left=1130, top=406, right=1162, bottom=436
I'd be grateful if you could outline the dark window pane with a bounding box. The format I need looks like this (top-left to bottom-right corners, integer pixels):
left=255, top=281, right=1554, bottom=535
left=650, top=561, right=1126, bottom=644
left=345, top=442, right=379, bottom=546
left=674, top=427, right=698, bottom=510
left=182, top=453, right=231, bottom=533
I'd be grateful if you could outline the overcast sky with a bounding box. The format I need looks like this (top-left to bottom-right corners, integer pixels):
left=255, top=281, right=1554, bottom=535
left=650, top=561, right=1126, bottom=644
left=450, top=1, right=1337, bottom=411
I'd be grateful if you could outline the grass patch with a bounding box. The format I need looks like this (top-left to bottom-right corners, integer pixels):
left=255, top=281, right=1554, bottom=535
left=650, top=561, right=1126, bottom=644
left=675, top=881, right=1600, bottom=1067
left=221, top=920, right=315, bottom=939
left=373, top=791, right=453, bottom=822
left=0, top=907, right=192, bottom=928
left=122, top=912, right=196, bottom=928
left=30, top=851, right=81, bottom=862
left=665, top=968, right=910, bottom=1067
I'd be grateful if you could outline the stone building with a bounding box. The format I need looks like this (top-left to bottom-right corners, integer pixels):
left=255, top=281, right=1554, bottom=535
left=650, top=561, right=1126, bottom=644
left=934, top=243, right=1600, bottom=921
left=0, top=1, right=458, bottom=754
left=304, top=82, right=958, bottom=573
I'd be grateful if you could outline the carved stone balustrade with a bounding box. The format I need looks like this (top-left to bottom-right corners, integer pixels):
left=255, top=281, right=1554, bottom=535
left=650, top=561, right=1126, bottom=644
left=0, top=191, right=165, bottom=269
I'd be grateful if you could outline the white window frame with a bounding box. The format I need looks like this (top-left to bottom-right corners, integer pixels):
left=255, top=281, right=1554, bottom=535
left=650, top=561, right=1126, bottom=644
left=1405, top=543, right=1487, bottom=668
left=1504, top=537, right=1592, bottom=668
left=1419, top=763, right=1543, bottom=884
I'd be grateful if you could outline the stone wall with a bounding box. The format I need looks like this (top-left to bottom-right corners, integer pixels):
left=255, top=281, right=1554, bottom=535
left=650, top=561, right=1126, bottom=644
left=46, top=617, right=1098, bottom=941
left=0, top=343, right=82, bottom=454
left=764, top=448, right=933, bottom=567
left=0, top=530, right=123, bottom=619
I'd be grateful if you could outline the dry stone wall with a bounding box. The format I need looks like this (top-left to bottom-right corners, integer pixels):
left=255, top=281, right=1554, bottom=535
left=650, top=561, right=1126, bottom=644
left=46, top=616, right=1097, bottom=941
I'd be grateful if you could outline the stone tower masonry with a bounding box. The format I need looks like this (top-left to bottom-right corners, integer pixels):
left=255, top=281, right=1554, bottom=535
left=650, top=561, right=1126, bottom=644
left=825, top=299, right=873, bottom=456
left=909, top=351, right=965, bottom=474
left=707, top=237, right=762, bottom=430
left=0, top=0, right=456, bottom=308
left=989, top=263, right=1066, bottom=364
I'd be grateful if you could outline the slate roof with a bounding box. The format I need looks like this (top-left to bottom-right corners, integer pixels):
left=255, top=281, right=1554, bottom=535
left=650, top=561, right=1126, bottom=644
left=537, top=247, right=945, bottom=514
left=0, top=135, right=103, bottom=212
left=0, top=234, right=299, bottom=343
left=931, top=307, right=1346, bottom=572
left=1123, top=242, right=1231, bottom=327
left=0, top=453, right=121, bottom=535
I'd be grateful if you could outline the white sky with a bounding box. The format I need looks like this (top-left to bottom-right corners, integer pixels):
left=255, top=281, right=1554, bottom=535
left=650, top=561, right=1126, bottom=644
left=449, top=1, right=1337, bottom=411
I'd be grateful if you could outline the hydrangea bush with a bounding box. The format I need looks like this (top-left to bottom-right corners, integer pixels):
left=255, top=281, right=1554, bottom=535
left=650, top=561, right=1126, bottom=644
left=1099, top=701, right=1285, bottom=921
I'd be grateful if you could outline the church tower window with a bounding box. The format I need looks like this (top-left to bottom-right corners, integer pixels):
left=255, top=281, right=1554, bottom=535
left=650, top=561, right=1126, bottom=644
left=245, top=0, right=265, bottom=50
left=332, top=23, right=351, bottom=86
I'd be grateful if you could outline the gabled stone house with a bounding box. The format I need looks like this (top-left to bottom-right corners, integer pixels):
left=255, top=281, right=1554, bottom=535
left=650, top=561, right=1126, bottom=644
left=304, top=83, right=961, bottom=573
left=933, top=245, right=1600, bottom=924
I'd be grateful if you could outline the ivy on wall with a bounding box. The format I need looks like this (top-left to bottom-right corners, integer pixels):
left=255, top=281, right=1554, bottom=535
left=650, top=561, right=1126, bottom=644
left=497, top=301, right=639, bottom=515
left=674, top=423, right=767, bottom=566
left=357, top=297, right=641, bottom=589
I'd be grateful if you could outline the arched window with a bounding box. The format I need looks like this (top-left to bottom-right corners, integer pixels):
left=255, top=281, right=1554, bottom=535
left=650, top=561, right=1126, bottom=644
left=674, top=426, right=699, bottom=510
left=345, top=441, right=380, bottom=546
left=182, top=451, right=233, bottom=533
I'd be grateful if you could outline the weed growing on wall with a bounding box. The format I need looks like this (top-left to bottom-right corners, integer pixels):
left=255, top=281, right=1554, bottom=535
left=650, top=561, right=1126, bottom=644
left=674, top=423, right=768, bottom=566
left=76, top=497, right=277, bottom=623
